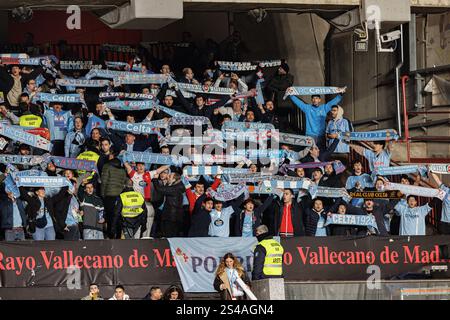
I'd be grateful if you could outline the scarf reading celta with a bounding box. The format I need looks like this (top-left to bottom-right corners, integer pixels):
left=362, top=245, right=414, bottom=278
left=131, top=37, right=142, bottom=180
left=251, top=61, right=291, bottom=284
left=0, top=55, right=58, bottom=66
left=32, top=93, right=84, bottom=104
left=99, top=92, right=156, bottom=100
left=222, top=121, right=275, bottom=131
left=384, top=182, right=446, bottom=200
left=16, top=176, right=74, bottom=192
left=56, top=78, right=110, bottom=88
left=107, top=119, right=167, bottom=132
left=341, top=129, right=399, bottom=142
left=0, top=123, right=52, bottom=151
left=121, top=151, right=189, bottom=166
left=104, top=100, right=159, bottom=111
left=49, top=156, right=98, bottom=173
left=283, top=86, right=342, bottom=100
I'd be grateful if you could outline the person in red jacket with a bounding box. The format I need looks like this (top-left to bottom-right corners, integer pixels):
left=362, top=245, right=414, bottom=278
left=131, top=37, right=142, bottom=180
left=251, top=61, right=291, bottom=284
left=124, top=161, right=169, bottom=238
left=185, top=176, right=221, bottom=215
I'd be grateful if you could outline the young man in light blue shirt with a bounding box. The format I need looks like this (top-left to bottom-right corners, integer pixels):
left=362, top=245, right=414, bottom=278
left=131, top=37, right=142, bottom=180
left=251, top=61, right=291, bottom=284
left=289, top=88, right=346, bottom=148
left=350, top=141, right=392, bottom=173
left=208, top=199, right=235, bottom=238
left=394, top=195, right=435, bottom=236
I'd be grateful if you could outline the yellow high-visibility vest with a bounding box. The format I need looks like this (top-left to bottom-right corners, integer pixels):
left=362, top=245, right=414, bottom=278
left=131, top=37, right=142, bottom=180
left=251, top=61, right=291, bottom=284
left=120, top=191, right=144, bottom=218
left=77, top=151, right=100, bottom=179
left=259, top=238, right=284, bottom=276
left=19, top=114, right=42, bottom=128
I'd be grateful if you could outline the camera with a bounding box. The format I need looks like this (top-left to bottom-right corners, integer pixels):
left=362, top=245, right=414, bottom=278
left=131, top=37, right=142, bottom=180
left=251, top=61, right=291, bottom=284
left=380, top=30, right=401, bottom=43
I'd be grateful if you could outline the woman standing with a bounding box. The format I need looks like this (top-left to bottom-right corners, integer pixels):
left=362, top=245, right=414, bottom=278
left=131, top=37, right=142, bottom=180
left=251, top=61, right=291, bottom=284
left=213, top=252, right=251, bottom=300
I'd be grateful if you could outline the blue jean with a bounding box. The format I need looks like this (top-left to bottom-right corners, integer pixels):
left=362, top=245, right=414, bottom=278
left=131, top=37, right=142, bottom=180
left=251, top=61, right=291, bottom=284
left=83, top=229, right=104, bottom=240
left=33, top=226, right=56, bottom=240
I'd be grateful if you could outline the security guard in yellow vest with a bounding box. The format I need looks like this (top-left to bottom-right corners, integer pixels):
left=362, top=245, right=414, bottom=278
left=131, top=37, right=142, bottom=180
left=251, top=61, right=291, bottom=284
left=77, top=150, right=100, bottom=181
left=111, top=183, right=147, bottom=239
left=19, top=114, right=43, bottom=128
left=252, top=225, right=284, bottom=280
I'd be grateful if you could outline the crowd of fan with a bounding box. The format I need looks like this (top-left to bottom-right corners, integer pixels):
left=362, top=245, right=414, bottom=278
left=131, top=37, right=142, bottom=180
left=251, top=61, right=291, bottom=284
left=0, top=41, right=449, bottom=242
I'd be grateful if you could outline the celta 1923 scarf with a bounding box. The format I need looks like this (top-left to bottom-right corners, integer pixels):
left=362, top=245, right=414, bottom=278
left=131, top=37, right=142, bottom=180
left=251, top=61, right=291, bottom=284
left=341, top=129, right=399, bottom=142
left=222, top=121, right=275, bottom=131
left=99, top=92, right=156, bottom=100
left=56, top=78, right=110, bottom=88
left=32, top=93, right=84, bottom=104
left=324, top=214, right=378, bottom=231
left=0, top=123, right=52, bottom=151
left=104, top=100, right=159, bottom=111
left=122, top=151, right=188, bottom=167
left=106, top=119, right=167, bottom=134
left=283, top=86, right=342, bottom=100
left=49, top=156, right=98, bottom=173
left=384, top=182, right=446, bottom=200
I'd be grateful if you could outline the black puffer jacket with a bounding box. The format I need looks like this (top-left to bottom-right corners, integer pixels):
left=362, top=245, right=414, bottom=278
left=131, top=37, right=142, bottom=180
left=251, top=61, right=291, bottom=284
left=153, top=180, right=186, bottom=222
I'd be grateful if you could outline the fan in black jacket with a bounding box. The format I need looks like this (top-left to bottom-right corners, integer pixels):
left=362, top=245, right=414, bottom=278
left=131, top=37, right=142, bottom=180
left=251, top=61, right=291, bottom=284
left=232, top=196, right=274, bottom=237
left=188, top=194, right=213, bottom=237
